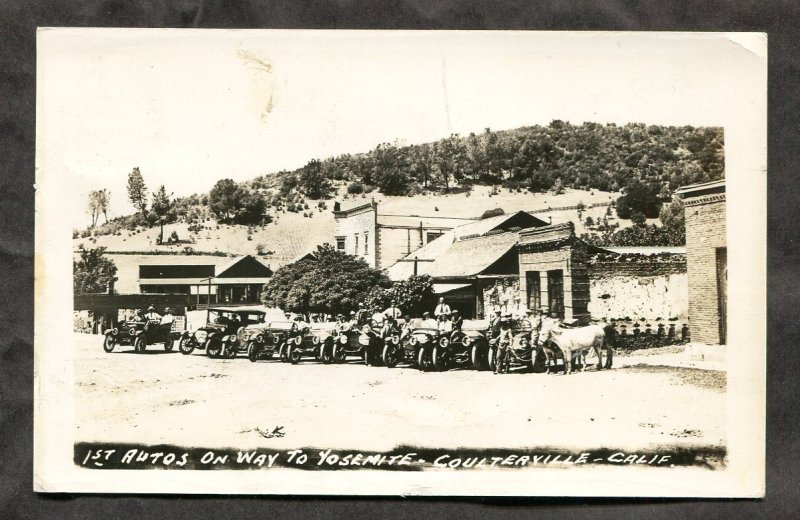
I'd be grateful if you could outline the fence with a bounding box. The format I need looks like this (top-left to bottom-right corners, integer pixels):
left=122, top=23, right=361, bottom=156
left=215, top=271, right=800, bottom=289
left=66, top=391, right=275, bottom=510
left=605, top=319, right=689, bottom=350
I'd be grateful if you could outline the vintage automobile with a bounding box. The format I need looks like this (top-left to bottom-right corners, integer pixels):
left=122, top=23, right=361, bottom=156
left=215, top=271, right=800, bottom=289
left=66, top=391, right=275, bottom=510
left=285, top=321, right=338, bottom=364
left=325, top=325, right=367, bottom=364
left=359, top=320, right=403, bottom=367
left=387, top=319, right=444, bottom=371
left=432, top=319, right=491, bottom=371
left=177, top=306, right=267, bottom=359
left=103, top=318, right=181, bottom=353
left=487, top=316, right=546, bottom=372
left=245, top=320, right=303, bottom=362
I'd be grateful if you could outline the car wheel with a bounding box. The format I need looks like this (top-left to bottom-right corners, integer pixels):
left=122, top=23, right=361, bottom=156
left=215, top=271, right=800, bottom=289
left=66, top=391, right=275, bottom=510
left=332, top=344, right=345, bottom=364
left=417, top=346, right=432, bottom=372
left=164, top=337, right=174, bottom=352
left=321, top=342, right=333, bottom=364
left=382, top=343, right=399, bottom=368
left=531, top=347, right=548, bottom=373
left=288, top=344, right=301, bottom=365
left=134, top=335, right=147, bottom=353
left=471, top=344, right=485, bottom=370
left=103, top=335, right=115, bottom=353
left=432, top=345, right=447, bottom=372
left=205, top=337, right=222, bottom=358
left=247, top=341, right=259, bottom=362
left=179, top=337, right=194, bottom=355
left=487, top=346, right=497, bottom=372
left=279, top=343, right=289, bottom=363
left=224, top=343, right=237, bottom=359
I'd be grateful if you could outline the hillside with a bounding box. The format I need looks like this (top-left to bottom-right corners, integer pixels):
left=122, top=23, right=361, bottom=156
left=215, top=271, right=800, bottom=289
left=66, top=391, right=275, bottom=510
left=75, top=186, right=632, bottom=270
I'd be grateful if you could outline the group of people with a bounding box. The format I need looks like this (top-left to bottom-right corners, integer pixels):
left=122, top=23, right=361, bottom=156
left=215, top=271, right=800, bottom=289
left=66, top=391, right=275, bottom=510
left=133, top=305, right=175, bottom=327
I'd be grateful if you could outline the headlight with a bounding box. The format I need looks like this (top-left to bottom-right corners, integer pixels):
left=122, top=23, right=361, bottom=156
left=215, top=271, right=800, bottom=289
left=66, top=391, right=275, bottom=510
left=112, top=328, right=119, bottom=336
left=339, top=335, right=348, bottom=345
left=129, top=328, right=137, bottom=336
left=462, top=336, right=471, bottom=346
left=439, top=337, right=449, bottom=347
left=256, top=334, right=264, bottom=344
left=194, top=330, right=207, bottom=343
left=519, top=338, right=528, bottom=347
left=295, top=336, right=303, bottom=345
left=408, top=337, right=417, bottom=346
left=391, top=335, right=399, bottom=344
left=312, top=336, right=320, bottom=345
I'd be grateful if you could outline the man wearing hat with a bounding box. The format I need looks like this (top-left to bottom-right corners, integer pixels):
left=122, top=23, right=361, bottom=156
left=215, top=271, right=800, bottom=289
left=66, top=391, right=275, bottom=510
left=343, top=310, right=358, bottom=331
left=160, top=307, right=175, bottom=326
left=383, top=299, right=402, bottom=321
left=494, top=315, right=513, bottom=374
left=144, top=305, right=161, bottom=322
left=420, top=311, right=437, bottom=328
left=450, top=309, right=463, bottom=332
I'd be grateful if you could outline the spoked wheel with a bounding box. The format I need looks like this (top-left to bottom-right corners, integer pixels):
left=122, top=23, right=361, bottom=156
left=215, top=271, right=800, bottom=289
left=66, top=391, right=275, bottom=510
left=382, top=343, right=400, bottom=368
left=487, top=347, right=497, bottom=372
left=247, top=341, right=259, bottom=362
left=432, top=345, right=447, bottom=372
left=179, top=337, right=194, bottom=355
left=134, top=335, right=147, bottom=353
left=417, top=346, right=433, bottom=372
left=321, top=343, right=334, bottom=364
left=164, top=337, right=174, bottom=352
left=332, top=344, right=346, bottom=364
left=103, top=335, right=116, bottom=353
left=205, top=338, right=222, bottom=359
left=279, top=343, right=289, bottom=363
left=288, top=345, right=301, bottom=365
left=470, top=344, right=487, bottom=370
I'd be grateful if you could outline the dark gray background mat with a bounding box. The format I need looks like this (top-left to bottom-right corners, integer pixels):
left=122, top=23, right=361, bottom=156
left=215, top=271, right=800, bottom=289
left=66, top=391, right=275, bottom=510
left=1, top=0, right=796, bottom=517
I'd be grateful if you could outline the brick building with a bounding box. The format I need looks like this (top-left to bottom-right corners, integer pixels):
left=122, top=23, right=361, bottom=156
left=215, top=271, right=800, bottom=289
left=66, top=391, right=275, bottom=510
left=675, top=179, right=727, bottom=344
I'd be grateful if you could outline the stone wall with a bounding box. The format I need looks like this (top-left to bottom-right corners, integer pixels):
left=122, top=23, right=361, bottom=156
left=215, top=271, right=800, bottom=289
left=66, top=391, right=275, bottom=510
left=586, top=254, right=688, bottom=321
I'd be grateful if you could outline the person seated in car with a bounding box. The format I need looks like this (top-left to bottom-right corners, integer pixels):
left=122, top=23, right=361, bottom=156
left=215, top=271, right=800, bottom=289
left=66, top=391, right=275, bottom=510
left=420, top=311, right=437, bottom=329
left=370, top=306, right=386, bottom=328
left=450, top=309, right=463, bottom=332
left=437, top=314, right=452, bottom=333
left=144, top=305, right=161, bottom=323
left=400, top=314, right=414, bottom=339
left=159, top=307, right=175, bottom=328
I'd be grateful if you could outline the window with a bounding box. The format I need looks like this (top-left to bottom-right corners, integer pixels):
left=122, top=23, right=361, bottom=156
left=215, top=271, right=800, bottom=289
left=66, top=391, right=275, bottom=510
left=336, top=236, right=346, bottom=251
left=355, top=234, right=359, bottom=254
left=526, top=271, right=541, bottom=312
left=364, top=232, right=369, bottom=255
left=426, top=231, right=444, bottom=243
left=547, top=270, right=565, bottom=319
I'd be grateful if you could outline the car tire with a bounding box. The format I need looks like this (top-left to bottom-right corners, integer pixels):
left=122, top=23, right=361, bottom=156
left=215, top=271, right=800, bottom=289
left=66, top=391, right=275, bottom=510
left=164, top=337, right=174, bottom=352
left=487, top=346, right=497, bottom=372
left=288, top=344, right=301, bottom=365
left=432, top=345, right=447, bottom=372
left=332, top=344, right=346, bottom=364
left=179, top=337, right=194, bottom=355
left=205, top=337, right=222, bottom=359
left=321, top=342, right=334, bottom=364
left=417, top=346, right=432, bottom=372
left=103, top=335, right=115, bottom=353
left=134, top=335, right=147, bottom=353
left=382, top=344, right=399, bottom=368
left=247, top=341, right=259, bottom=362
left=471, top=344, right=486, bottom=370
left=279, top=343, right=289, bottom=363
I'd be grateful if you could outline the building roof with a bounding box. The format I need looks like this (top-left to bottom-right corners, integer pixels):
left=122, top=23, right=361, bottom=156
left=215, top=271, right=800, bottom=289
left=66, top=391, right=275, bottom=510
left=215, top=255, right=273, bottom=278
left=674, top=179, right=725, bottom=197
left=386, top=211, right=548, bottom=280
left=602, top=246, right=686, bottom=255
left=425, top=232, right=520, bottom=278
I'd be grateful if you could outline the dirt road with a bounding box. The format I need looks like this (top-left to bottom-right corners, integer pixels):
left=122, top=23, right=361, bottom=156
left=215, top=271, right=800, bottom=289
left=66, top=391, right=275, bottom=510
left=75, top=333, right=725, bottom=453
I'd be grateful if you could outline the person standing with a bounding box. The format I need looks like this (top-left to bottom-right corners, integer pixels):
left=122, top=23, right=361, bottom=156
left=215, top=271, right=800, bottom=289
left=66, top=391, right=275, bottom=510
left=494, top=317, right=513, bottom=374
left=384, top=299, right=402, bottom=321
left=450, top=309, right=463, bottom=331
left=434, top=297, right=451, bottom=319
left=144, top=305, right=161, bottom=322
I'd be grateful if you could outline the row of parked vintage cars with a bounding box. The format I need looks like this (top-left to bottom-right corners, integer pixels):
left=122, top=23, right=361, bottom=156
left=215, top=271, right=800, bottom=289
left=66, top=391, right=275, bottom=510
left=102, top=306, right=548, bottom=372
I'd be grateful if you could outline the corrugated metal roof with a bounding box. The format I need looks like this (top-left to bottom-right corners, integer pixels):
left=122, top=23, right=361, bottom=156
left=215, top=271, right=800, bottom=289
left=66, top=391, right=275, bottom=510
left=425, top=232, right=520, bottom=278
left=432, top=283, right=472, bottom=294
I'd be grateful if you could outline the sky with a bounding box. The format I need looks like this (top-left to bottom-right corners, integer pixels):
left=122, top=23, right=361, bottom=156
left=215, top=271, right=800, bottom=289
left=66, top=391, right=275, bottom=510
left=36, top=30, right=766, bottom=222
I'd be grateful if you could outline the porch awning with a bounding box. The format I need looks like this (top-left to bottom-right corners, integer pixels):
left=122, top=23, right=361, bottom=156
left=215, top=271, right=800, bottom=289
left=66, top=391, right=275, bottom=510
left=432, top=283, right=472, bottom=295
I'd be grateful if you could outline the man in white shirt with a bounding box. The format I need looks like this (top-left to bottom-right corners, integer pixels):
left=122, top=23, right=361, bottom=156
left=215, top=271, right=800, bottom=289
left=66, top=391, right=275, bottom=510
left=370, top=306, right=386, bottom=328
left=160, top=307, right=175, bottom=326
left=434, top=297, right=451, bottom=319
left=384, top=300, right=402, bottom=321
left=144, top=305, right=161, bottom=322
left=420, top=312, right=437, bottom=329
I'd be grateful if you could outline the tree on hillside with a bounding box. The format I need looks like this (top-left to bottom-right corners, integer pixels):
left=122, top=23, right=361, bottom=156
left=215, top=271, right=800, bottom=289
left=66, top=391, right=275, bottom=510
left=126, top=167, right=148, bottom=214
left=234, top=189, right=270, bottom=224
left=208, top=179, right=243, bottom=221
left=373, top=142, right=409, bottom=195
left=433, top=134, right=465, bottom=191
left=615, top=180, right=662, bottom=219
left=87, top=189, right=110, bottom=227
left=260, top=244, right=391, bottom=315
left=298, top=159, right=333, bottom=199
left=151, top=185, right=173, bottom=220
left=73, top=246, right=118, bottom=294
left=659, top=197, right=686, bottom=244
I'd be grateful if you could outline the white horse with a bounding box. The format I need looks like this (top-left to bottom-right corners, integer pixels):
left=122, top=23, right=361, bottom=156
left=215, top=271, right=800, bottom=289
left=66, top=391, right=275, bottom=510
left=537, top=317, right=614, bottom=375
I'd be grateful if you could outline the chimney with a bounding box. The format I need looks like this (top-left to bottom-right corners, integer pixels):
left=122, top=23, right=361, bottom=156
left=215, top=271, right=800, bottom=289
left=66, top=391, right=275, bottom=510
left=333, top=201, right=341, bottom=212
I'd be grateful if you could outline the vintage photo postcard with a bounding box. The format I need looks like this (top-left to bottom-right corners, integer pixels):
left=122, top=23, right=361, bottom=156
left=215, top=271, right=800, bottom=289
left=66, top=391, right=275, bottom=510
left=34, top=29, right=766, bottom=496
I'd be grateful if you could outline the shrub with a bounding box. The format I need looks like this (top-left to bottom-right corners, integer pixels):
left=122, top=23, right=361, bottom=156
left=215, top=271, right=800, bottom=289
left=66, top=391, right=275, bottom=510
left=347, top=182, right=364, bottom=195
